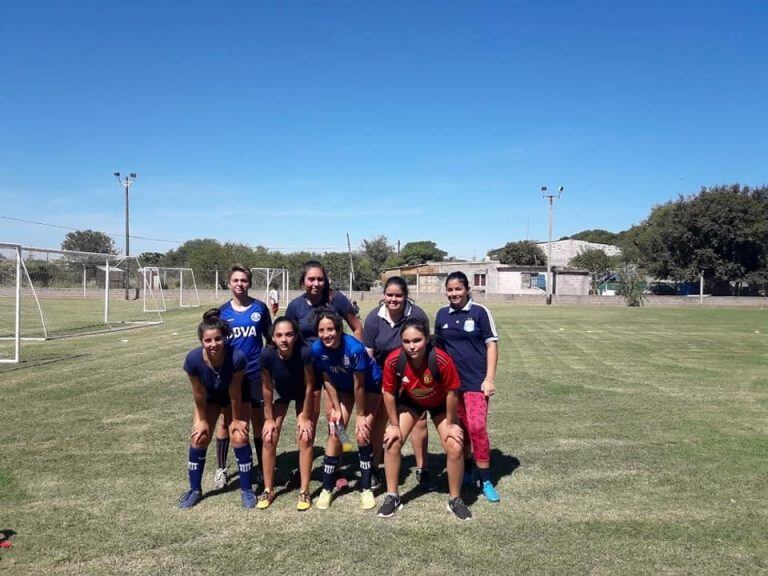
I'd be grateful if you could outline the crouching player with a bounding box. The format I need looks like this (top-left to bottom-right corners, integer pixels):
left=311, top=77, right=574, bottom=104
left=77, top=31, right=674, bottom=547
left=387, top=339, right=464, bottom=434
left=378, top=318, right=471, bottom=520
left=312, top=312, right=382, bottom=511
left=258, top=318, right=315, bottom=511
left=180, top=309, right=256, bottom=509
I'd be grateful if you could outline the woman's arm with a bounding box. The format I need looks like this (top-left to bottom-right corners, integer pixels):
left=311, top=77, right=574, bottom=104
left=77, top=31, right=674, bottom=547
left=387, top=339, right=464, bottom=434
left=323, top=375, right=342, bottom=427
left=353, top=371, right=369, bottom=443
left=261, top=368, right=277, bottom=442
left=345, top=312, right=364, bottom=341
left=228, top=370, right=248, bottom=437
left=188, top=375, right=209, bottom=444
left=481, top=341, right=499, bottom=397
left=444, top=390, right=464, bottom=443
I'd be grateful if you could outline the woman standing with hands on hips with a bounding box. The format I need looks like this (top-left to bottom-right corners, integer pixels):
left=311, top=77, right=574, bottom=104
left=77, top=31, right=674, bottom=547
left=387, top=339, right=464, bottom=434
left=179, top=309, right=256, bottom=509
left=363, top=276, right=434, bottom=490
left=435, top=271, right=501, bottom=502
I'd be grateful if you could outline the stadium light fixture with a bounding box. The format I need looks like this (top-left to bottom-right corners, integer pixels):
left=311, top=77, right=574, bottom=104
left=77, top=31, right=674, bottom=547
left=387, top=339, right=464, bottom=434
left=542, top=185, right=564, bottom=305
left=114, top=172, right=138, bottom=300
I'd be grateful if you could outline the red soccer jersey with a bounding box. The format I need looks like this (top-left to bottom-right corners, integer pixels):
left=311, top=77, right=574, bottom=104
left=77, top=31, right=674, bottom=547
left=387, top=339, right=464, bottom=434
left=382, top=347, right=461, bottom=409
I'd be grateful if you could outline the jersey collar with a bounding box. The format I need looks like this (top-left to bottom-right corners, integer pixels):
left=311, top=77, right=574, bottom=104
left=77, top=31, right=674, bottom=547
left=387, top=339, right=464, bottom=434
left=448, top=298, right=473, bottom=313
left=377, top=301, right=414, bottom=327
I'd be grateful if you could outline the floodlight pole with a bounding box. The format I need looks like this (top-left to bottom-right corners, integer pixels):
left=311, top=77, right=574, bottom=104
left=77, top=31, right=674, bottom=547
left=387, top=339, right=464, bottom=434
left=541, top=185, right=564, bottom=305
left=114, top=172, right=137, bottom=300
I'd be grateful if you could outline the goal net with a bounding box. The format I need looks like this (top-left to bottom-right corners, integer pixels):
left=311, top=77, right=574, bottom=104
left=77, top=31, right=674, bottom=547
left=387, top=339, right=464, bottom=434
left=0, top=243, right=163, bottom=363
left=250, top=267, right=289, bottom=309
left=141, top=267, right=200, bottom=312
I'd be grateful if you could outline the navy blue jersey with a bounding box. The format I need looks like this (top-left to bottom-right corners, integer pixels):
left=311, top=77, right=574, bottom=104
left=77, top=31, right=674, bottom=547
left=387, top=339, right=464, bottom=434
left=435, top=300, right=498, bottom=392
left=219, top=299, right=272, bottom=383
left=311, top=333, right=381, bottom=394
left=183, top=346, right=247, bottom=404
left=260, top=344, right=312, bottom=403
left=363, top=301, right=430, bottom=367
left=285, top=291, right=355, bottom=341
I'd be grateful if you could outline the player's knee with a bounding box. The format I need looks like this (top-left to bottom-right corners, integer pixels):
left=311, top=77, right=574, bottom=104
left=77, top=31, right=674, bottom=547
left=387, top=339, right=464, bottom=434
left=190, top=430, right=210, bottom=448
left=230, top=429, right=249, bottom=446
left=445, top=437, right=463, bottom=459
left=386, top=439, right=403, bottom=454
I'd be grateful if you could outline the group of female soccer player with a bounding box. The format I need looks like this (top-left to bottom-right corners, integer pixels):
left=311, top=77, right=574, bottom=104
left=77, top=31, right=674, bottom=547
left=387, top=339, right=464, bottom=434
left=179, top=260, right=500, bottom=520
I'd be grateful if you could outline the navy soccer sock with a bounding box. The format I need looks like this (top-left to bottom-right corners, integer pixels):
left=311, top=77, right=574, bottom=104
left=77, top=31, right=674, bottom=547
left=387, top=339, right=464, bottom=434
left=187, top=446, right=207, bottom=492
left=358, top=444, right=373, bottom=490
left=476, top=467, right=491, bottom=483
left=464, top=458, right=475, bottom=476
left=233, top=445, right=253, bottom=493
left=216, top=437, right=229, bottom=469
left=322, top=455, right=339, bottom=491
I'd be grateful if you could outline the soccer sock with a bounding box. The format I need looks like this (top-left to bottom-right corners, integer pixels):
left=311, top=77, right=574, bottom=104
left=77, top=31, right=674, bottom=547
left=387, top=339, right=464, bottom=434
left=358, top=444, right=373, bottom=490
left=187, top=446, right=207, bottom=492
left=233, top=445, right=253, bottom=493
left=252, top=434, right=264, bottom=471
left=464, top=458, right=475, bottom=477
left=322, top=455, right=339, bottom=491
left=216, top=437, right=230, bottom=469
left=476, top=467, right=491, bottom=483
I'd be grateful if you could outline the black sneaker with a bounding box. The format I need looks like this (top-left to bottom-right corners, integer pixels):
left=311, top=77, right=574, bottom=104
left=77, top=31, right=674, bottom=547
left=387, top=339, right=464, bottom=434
left=447, top=497, right=472, bottom=520
left=416, top=468, right=436, bottom=492
left=377, top=494, right=403, bottom=518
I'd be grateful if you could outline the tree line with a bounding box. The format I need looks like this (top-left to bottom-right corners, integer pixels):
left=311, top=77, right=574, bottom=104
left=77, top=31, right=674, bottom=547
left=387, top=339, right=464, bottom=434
left=60, top=183, right=768, bottom=296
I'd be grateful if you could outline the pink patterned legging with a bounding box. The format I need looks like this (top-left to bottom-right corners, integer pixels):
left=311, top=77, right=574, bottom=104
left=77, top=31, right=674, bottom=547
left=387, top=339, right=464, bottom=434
left=456, top=391, right=491, bottom=464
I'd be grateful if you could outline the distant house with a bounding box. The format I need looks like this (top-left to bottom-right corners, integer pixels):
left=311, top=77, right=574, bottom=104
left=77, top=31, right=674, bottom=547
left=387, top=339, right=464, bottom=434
left=382, top=259, right=592, bottom=296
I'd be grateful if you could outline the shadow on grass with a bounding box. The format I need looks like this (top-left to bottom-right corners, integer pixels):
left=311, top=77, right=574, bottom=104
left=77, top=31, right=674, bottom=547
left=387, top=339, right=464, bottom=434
left=0, top=530, right=16, bottom=558
left=0, top=353, right=91, bottom=372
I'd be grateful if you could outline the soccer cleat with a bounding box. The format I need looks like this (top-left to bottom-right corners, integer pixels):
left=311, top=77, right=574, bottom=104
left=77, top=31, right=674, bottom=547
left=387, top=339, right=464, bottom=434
left=360, top=489, right=376, bottom=510
left=377, top=494, right=402, bottom=518
left=481, top=480, right=500, bottom=503
left=416, top=468, right=437, bottom=492
left=179, top=489, right=203, bottom=509
left=256, top=489, right=276, bottom=509
left=241, top=489, right=257, bottom=509
left=316, top=489, right=333, bottom=510
left=297, top=491, right=312, bottom=511
left=212, top=467, right=228, bottom=490
left=447, top=497, right=472, bottom=520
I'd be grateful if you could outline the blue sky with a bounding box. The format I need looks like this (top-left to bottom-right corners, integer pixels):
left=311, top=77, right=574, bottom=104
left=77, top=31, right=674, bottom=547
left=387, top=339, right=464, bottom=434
left=1, top=1, right=766, bottom=259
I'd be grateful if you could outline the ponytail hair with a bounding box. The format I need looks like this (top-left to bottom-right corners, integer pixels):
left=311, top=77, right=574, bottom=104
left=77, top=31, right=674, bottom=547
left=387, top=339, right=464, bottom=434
left=197, top=308, right=231, bottom=340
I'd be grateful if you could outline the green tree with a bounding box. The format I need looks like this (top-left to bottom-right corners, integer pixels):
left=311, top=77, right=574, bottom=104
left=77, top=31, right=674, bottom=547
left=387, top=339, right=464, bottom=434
left=562, top=229, right=622, bottom=245
left=616, top=263, right=647, bottom=307
left=138, top=252, right=164, bottom=266
left=61, top=230, right=116, bottom=254
left=398, top=241, right=447, bottom=266
left=569, top=248, right=616, bottom=294
left=488, top=241, right=546, bottom=265
left=362, top=235, right=394, bottom=276
left=622, top=184, right=768, bottom=295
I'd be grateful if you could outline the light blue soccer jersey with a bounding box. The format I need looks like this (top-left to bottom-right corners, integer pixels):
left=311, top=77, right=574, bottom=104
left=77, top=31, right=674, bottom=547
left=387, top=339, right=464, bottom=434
left=310, top=334, right=381, bottom=394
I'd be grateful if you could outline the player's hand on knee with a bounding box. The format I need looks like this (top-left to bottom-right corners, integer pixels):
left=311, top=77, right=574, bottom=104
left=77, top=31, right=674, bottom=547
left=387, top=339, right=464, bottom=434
left=296, top=414, right=314, bottom=443
left=190, top=421, right=210, bottom=446
left=229, top=418, right=249, bottom=444
left=355, top=418, right=371, bottom=445
left=446, top=423, right=464, bottom=445
left=261, top=418, right=278, bottom=444
left=383, top=424, right=402, bottom=451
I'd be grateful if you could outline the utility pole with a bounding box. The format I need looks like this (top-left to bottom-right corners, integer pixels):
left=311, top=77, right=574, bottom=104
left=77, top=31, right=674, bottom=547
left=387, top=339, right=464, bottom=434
left=114, top=172, right=137, bottom=300
left=541, top=185, right=564, bottom=305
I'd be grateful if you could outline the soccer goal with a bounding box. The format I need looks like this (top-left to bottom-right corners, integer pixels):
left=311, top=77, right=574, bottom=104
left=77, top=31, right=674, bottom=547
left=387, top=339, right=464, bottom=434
left=141, top=266, right=200, bottom=312
left=250, top=267, right=289, bottom=307
left=0, top=243, right=163, bottom=363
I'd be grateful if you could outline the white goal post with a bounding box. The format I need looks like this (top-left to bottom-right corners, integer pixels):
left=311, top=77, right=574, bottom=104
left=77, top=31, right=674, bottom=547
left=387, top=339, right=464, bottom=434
left=250, top=267, right=289, bottom=307
left=140, top=266, right=200, bottom=312
left=0, top=243, right=163, bottom=363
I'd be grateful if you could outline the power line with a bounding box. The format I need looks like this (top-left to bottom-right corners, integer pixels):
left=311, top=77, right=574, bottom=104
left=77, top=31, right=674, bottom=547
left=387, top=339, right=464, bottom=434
left=0, top=214, right=348, bottom=251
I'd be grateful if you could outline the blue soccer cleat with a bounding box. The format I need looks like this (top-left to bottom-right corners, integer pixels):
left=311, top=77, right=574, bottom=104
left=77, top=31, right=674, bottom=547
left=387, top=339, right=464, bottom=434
left=241, top=489, right=257, bottom=509
left=481, top=480, right=500, bottom=503
left=179, top=489, right=203, bottom=509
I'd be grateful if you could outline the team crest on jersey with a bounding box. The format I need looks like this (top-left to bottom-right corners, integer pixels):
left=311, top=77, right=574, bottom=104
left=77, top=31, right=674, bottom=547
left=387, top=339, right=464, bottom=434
left=423, top=373, right=433, bottom=385
left=343, top=355, right=350, bottom=367
left=251, top=312, right=262, bottom=322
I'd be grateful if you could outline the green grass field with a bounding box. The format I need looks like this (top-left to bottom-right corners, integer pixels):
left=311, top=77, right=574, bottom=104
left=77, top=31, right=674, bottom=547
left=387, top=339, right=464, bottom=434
left=1, top=304, right=766, bottom=575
